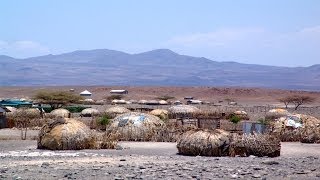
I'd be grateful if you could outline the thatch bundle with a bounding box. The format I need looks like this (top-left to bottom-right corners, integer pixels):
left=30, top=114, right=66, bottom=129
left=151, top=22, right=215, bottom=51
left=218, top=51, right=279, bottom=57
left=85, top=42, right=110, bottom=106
left=105, top=106, right=130, bottom=118
left=37, top=118, right=92, bottom=150
left=50, top=108, right=71, bottom=118
left=149, top=109, right=169, bottom=120
left=177, top=129, right=231, bottom=156
left=108, top=112, right=165, bottom=141
left=230, top=133, right=281, bottom=157
left=159, top=100, right=169, bottom=105
left=81, top=108, right=100, bottom=117
left=266, top=108, right=290, bottom=120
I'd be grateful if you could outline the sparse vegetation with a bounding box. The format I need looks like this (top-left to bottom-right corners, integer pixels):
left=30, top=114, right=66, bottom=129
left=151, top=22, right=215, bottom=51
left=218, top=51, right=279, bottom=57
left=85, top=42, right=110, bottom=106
left=106, top=95, right=123, bottom=101
left=156, top=95, right=175, bottom=101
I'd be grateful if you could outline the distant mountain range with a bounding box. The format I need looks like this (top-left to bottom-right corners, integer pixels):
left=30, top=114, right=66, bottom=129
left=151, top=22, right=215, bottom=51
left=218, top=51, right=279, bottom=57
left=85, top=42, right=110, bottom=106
left=1, top=49, right=320, bottom=90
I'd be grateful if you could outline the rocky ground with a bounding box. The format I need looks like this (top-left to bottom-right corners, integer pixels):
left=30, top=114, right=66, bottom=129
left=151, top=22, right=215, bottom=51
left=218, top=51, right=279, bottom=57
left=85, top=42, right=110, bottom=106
left=0, top=141, right=320, bottom=180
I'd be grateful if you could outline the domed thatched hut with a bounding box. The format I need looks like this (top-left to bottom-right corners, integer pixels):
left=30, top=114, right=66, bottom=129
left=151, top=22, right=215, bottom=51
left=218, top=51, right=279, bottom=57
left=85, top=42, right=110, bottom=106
left=109, top=112, right=164, bottom=141
left=149, top=109, right=169, bottom=120
left=37, top=118, right=92, bottom=150
left=81, top=108, right=99, bottom=117
left=177, top=129, right=231, bottom=156
left=50, top=108, right=71, bottom=118
left=298, top=114, right=320, bottom=143
left=168, top=105, right=200, bottom=118
left=272, top=114, right=320, bottom=143
left=105, top=106, right=130, bottom=118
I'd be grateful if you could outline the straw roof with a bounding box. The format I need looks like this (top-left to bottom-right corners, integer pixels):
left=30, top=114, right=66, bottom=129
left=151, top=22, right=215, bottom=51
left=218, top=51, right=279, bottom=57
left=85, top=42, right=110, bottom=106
left=16, top=108, right=41, bottom=116
left=106, top=106, right=130, bottom=114
left=138, top=100, right=147, bottom=104
left=268, top=108, right=289, bottom=114
left=177, top=129, right=231, bottom=156
left=159, top=100, right=168, bottom=105
left=149, top=109, right=169, bottom=120
left=234, top=110, right=247, bottom=115
left=168, top=105, right=200, bottom=114
left=37, top=118, right=92, bottom=150
left=50, top=108, right=70, bottom=118
left=150, top=109, right=169, bottom=116
left=109, top=112, right=165, bottom=141
left=112, top=99, right=127, bottom=104
left=266, top=108, right=290, bottom=120
left=81, top=108, right=99, bottom=116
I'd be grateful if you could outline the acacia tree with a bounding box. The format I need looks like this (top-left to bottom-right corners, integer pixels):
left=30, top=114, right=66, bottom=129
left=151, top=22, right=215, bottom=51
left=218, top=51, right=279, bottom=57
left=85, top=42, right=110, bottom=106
left=278, top=97, right=292, bottom=108
left=33, top=90, right=83, bottom=110
left=290, top=95, right=315, bottom=110
left=279, top=95, right=315, bottom=110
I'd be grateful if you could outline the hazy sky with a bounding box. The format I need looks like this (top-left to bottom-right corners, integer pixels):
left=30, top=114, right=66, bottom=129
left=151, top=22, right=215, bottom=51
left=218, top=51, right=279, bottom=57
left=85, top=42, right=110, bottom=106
left=0, top=0, right=319, bottom=67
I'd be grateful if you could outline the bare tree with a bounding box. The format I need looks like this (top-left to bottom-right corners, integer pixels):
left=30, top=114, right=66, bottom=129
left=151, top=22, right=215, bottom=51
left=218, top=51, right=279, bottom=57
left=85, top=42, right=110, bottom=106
left=7, top=108, right=41, bottom=140
left=290, top=95, right=315, bottom=110
left=279, top=95, right=315, bottom=110
left=278, top=97, right=292, bottom=108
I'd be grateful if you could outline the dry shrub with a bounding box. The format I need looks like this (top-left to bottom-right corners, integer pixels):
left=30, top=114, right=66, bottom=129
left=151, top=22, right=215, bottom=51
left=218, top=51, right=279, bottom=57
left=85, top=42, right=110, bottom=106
left=100, top=130, right=120, bottom=149
left=177, top=129, right=231, bottom=156
left=152, top=122, right=197, bottom=142
left=230, top=133, right=281, bottom=157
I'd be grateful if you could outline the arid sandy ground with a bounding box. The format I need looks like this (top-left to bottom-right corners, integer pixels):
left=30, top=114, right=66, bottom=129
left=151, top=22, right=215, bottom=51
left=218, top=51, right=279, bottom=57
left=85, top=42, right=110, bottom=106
left=1, top=86, right=320, bottom=106
left=0, top=139, right=320, bottom=180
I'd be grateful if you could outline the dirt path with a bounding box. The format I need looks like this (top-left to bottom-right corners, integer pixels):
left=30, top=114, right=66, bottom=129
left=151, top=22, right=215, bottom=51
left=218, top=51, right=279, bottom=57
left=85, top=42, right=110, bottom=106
left=0, top=140, right=320, bottom=179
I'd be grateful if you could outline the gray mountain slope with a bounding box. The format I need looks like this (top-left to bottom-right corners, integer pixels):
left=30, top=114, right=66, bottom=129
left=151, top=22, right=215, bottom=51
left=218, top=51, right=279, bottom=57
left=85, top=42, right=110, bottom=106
left=0, top=49, right=319, bottom=90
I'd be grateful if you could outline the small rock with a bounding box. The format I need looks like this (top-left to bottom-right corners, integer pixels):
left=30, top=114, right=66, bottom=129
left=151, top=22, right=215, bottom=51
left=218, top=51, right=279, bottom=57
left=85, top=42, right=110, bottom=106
left=230, top=174, right=238, bottom=179
left=125, top=174, right=136, bottom=178
left=120, top=159, right=126, bottom=161
left=41, top=162, right=50, bottom=167
left=116, top=145, right=123, bottom=150
left=262, top=160, right=279, bottom=165
left=252, top=173, right=261, bottom=178
left=191, top=175, right=200, bottom=179
left=182, top=167, right=192, bottom=171
left=114, top=176, right=124, bottom=180
left=253, top=167, right=263, bottom=170
left=139, top=166, right=146, bottom=169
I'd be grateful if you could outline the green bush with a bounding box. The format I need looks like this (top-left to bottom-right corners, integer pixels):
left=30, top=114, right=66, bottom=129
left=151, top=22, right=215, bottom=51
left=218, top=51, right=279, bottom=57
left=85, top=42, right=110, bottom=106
left=229, top=115, right=241, bottom=124
left=65, top=106, right=88, bottom=113
left=42, top=107, right=53, bottom=113
left=98, top=114, right=111, bottom=126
